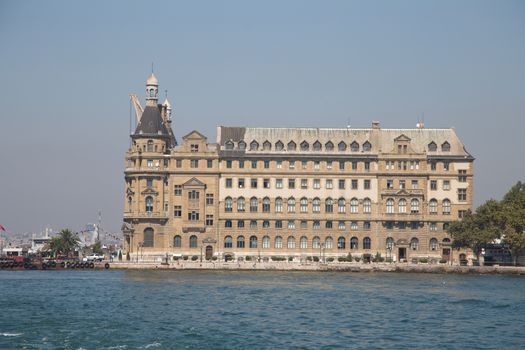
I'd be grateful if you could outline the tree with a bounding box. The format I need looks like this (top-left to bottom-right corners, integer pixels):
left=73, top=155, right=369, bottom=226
left=48, top=229, right=80, bottom=258
left=90, top=240, right=103, bottom=255
left=501, top=182, right=525, bottom=265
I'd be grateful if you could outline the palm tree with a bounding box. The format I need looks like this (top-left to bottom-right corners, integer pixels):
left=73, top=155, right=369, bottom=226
left=49, top=229, right=80, bottom=258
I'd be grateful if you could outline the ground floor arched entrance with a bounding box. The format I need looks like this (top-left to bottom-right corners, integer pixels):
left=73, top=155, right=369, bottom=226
left=205, top=245, right=213, bottom=260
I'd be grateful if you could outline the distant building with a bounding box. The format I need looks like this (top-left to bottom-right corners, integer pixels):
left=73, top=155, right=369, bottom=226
left=122, top=74, right=474, bottom=263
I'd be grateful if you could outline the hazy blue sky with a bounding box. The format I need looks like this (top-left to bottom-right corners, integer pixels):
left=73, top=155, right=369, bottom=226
left=0, top=0, right=524, bottom=235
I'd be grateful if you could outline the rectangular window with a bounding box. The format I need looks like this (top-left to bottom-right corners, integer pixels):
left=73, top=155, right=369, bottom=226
left=458, top=170, right=467, bottom=182
left=288, top=161, right=295, bottom=169
left=238, top=178, right=245, bottom=188
left=411, top=180, right=418, bottom=189
left=190, top=144, right=199, bottom=152
left=238, top=220, right=245, bottom=228
left=351, top=221, right=358, bottom=231
left=351, top=179, right=358, bottom=190
left=147, top=159, right=153, bottom=168
left=174, top=206, right=182, bottom=217
left=326, top=161, right=333, bottom=169
left=206, top=193, right=214, bottom=205
left=364, top=161, right=370, bottom=171
left=364, top=180, right=371, bottom=190
left=325, top=221, right=333, bottom=229
left=314, top=161, right=320, bottom=170
left=226, top=178, right=232, bottom=188
left=458, top=188, right=467, bottom=201
left=430, top=222, right=437, bottom=231
left=430, top=180, right=437, bottom=191
left=206, top=215, right=213, bottom=226
left=398, top=221, right=406, bottom=230
left=174, top=185, right=182, bottom=195
left=399, top=180, right=405, bottom=190
left=188, top=190, right=199, bottom=200
left=226, top=160, right=232, bottom=168
left=430, top=161, right=437, bottom=171
left=443, top=161, right=450, bottom=171
left=288, top=179, right=295, bottom=189
left=176, top=159, right=182, bottom=168
left=276, top=160, right=282, bottom=169
left=313, top=221, right=320, bottom=230
left=190, top=159, right=198, bottom=168
left=251, top=160, right=257, bottom=169
left=443, top=180, right=450, bottom=190
left=364, top=221, right=371, bottom=230
left=302, top=161, right=308, bottom=169
left=313, top=179, right=321, bottom=189
left=352, top=161, right=357, bottom=170
left=339, top=161, right=345, bottom=171
left=276, top=179, right=283, bottom=189
left=263, top=179, right=270, bottom=189
left=264, top=160, right=270, bottom=169
left=326, top=179, right=333, bottom=189
left=238, top=160, right=244, bottom=169
left=275, top=220, right=283, bottom=229
left=387, top=180, right=393, bottom=189
left=458, top=210, right=467, bottom=219
left=338, top=179, right=345, bottom=189
left=288, top=220, right=295, bottom=229
left=188, top=211, right=199, bottom=221
left=300, top=221, right=307, bottom=229
left=251, top=178, right=258, bottom=188
left=411, top=221, right=419, bottom=230
left=146, top=178, right=153, bottom=187
left=207, top=159, right=213, bottom=168
left=301, top=179, right=308, bottom=189
left=250, top=220, right=257, bottom=229
left=338, top=221, right=345, bottom=230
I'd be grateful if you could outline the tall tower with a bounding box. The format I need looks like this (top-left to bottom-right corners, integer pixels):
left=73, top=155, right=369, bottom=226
left=145, top=73, right=159, bottom=107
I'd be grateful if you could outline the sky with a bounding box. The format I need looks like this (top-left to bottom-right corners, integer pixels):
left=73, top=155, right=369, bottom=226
left=0, top=0, right=524, bottom=236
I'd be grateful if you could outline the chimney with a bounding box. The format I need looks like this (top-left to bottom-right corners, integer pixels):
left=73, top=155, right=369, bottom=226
left=372, top=121, right=381, bottom=129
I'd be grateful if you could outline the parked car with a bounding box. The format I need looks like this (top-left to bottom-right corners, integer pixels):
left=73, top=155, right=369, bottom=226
left=83, top=254, right=104, bottom=262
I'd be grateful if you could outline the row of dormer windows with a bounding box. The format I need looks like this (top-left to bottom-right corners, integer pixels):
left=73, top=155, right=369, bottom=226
left=224, top=140, right=373, bottom=152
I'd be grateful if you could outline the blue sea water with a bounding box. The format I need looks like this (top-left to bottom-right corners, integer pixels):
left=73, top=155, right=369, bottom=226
left=0, top=270, right=524, bottom=350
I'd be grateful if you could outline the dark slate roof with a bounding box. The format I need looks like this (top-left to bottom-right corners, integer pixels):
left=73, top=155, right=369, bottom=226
left=134, top=105, right=170, bottom=137
left=219, top=126, right=246, bottom=144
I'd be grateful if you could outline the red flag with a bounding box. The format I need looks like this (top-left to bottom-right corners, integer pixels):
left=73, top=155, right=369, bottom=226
left=0, top=224, right=5, bottom=231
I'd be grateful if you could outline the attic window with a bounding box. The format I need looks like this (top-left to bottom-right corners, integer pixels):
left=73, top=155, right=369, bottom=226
left=313, top=141, right=322, bottom=151
left=428, top=142, right=437, bottom=152
left=338, top=142, right=347, bottom=151
left=287, top=141, right=296, bottom=151
left=225, top=141, right=234, bottom=150
left=325, top=141, right=334, bottom=151
left=263, top=141, right=271, bottom=151
left=350, top=142, right=359, bottom=152
left=250, top=141, right=259, bottom=151
left=363, top=141, right=372, bottom=152
left=300, top=141, right=309, bottom=151
left=441, top=141, right=451, bottom=152
left=238, top=141, right=246, bottom=150
left=275, top=141, right=284, bottom=151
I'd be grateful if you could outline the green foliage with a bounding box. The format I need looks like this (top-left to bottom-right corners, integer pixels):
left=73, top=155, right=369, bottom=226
left=183, top=255, right=189, bottom=260
left=48, top=229, right=80, bottom=257
left=271, top=256, right=286, bottom=261
left=337, top=257, right=347, bottom=262
left=245, top=256, right=252, bottom=261
left=326, top=257, right=334, bottom=262
left=374, top=252, right=385, bottom=262
left=353, top=257, right=361, bottom=262
left=439, top=258, right=447, bottom=264
left=90, top=240, right=103, bottom=255
left=118, top=250, right=123, bottom=261
left=191, top=255, right=198, bottom=261
left=212, top=256, right=218, bottom=261
left=419, top=258, right=428, bottom=263
left=313, top=256, right=319, bottom=262
left=288, top=256, right=294, bottom=262
left=346, top=253, right=353, bottom=262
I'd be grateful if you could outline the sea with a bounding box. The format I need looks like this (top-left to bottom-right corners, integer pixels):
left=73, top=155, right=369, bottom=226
left=0, top=270, right=524, bottom=349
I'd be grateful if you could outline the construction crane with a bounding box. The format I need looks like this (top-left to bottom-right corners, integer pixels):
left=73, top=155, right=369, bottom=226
left=129, top=94, right=143, bottom=123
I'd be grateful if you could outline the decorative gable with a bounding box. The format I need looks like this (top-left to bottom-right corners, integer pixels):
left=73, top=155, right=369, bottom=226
left=183, top=177, right=206, bottom=188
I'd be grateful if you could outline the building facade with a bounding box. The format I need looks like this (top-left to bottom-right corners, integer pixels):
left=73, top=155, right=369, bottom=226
left=122, top=75, right=474, bottom=263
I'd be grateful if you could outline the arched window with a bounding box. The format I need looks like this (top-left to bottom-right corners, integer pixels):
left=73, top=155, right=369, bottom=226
left=275, top=141, right=284, bottom=151
left=313, top=141, right=322, bottom=151
left=300, top=197, right=308, bottom=213
left=394, top=198, right=404, bottom=214
left=300, top=141, right=309, bottom=151
left=225, top=140, right=234, bottom=150
left=250, top=235, right=257, bottom=248
left=338, top=198, right=346, bottom=213
left=225, top=197, right=233, bottom=212
left=250, top=141, right=259, bottom=151
left=149, top=89, right=155, bottom=97
left=262, top=236, right=270, bottom=249
left=287, top=141, right=296, bottom=151
left=312, top=236, right=321, bottom=249
left=263, top=141, right=271, bottom=151
left=363, top=141, right=372, bottom=152
left=429, top=238, right=438, bottom=251
left=386, top=198, right=395, bottom=214
left=325, top=198, right=334, bottom=213
left=189, top=235, right=198, bottom=248
left=237, top=236, right=245, bottom=248
left=275, top=236, right=283, bottom=249
left=363, top=198, right=371, bottom=213
left=147, top=140, right=154, bottom=152
left=143, top=228, right=154, bottom=247
left=429, top=199, right=438, bottom=214
left=287, top=236, right=296, bottom=249
left=300, top=236, right=308, bottom=249
left=260, top=198, right=269, bottom=213
left=287, top=198, right=296, bottom=213
left=325, top=237, right=333, bottom=249
left=250, top=197, right=258, bottom=212
left=313, top=198, right=321, bottom=213
left=363, top=237, right=371, bottom=250
left=350, top=237, right=358, bottom=249
left=350, top=198, right=359, bottom=213
left=410, top=237, right=419, bottom=251
left=338, top=141, right=347, bottom=151
left=443, top=199, right=451, bottom=215
left=275, top=197, right=283, bottom=213
left=428, top=142, right=437, bottom=152
left=350, top=141, right=359, bottom=152
left=411, top=199, right=420, bottom=213
left=238, top=141, right=246, bottom=150
left=145, top=196, right=154, bottom=213
left=225, top=220, right=232, bottom=228
left=224, top=236, right=233, bottom=248
left=237, top=197, right=245, bottom=212
left=441, top=141, right=451, bottom=152
left=325, top=141, right=334, bottom=151
left=386, top=237, right=394, bottom=250
left=337, top=237, right=346, bottom=250
left=127, top=196, right=133, bottom=211
left=443, top=238, right=451, bottom=244
left=174, top=235, right=181, bottom=248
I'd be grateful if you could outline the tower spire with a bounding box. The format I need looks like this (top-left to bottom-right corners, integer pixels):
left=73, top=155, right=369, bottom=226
left=145, top=71, right=159, bottom=107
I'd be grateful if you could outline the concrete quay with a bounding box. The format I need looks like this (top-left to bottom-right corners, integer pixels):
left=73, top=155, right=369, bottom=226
left=110, top=261, right=525, bottom=275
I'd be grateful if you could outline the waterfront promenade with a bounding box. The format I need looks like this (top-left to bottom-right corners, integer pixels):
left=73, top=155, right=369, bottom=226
left=110, top=261, right=525, bottom=275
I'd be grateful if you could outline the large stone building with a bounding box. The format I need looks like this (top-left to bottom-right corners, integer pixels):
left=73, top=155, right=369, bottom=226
left=122, top=74, right=474, bottom=263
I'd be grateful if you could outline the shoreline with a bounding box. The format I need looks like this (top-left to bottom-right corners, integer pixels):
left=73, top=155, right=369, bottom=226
left=109, top=261, right=525, bottom=275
